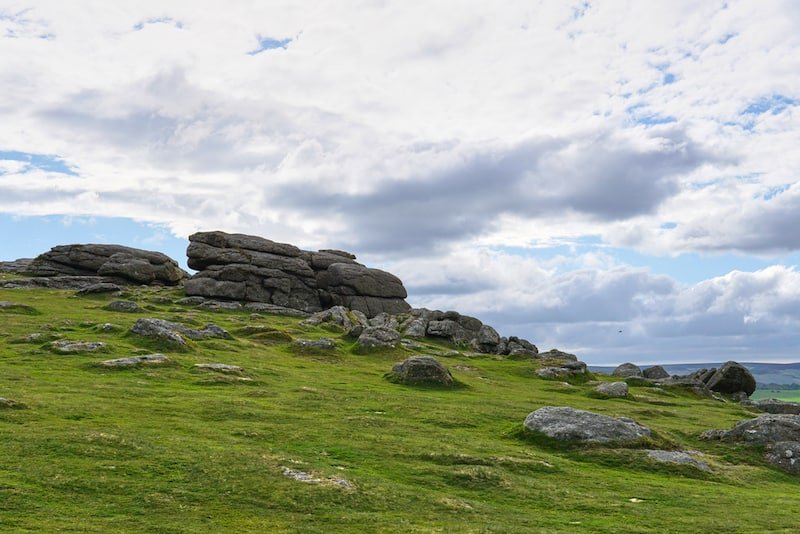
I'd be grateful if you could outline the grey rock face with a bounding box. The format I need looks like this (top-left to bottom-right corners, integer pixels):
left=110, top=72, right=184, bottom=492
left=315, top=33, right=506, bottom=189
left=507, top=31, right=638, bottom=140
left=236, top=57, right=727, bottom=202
left=193, top=363, right=244, bottom=373
left=76, top=283, right=123, bottom=296
left=292, top=338, right=336, bottom=350
left=26, top=244, right=186, bottom=285
left=748, top=399, right=800, bottom=415
left=643, top=365, right=669, bottom=379
left=595, top=382, right=629, bottom=398
left=523, top=406, right=651, bottom=444
left=538, top=349, right=578, bottom=362
left=357, top=326, right=401, bottom=349
left=0, top=258, right=33, bottom=274
left=106, top=300, right=142, bottom=313
left=612, top=363, right=643, bottom=378
left=765, top=441, right=800, bottom=474
left=129, top=318, right=231, bottom=346
left=645, top=450, right=711, bottom=472
left=706, top=361, right=756, bottom=396
left=102, top=354, right=169, bottom=367
left=537, top=361, right=588, bottom=380
left=0, top=301, right=37, bottom=314
left=185, top=231, right=410, bottom=318
left=476, top=325, right=501, bottom=352
left=701, top=414, right=800, bottom=445
left=301, top=306, right=368, bottom=332
left=388, top=356, right=454, bottom=386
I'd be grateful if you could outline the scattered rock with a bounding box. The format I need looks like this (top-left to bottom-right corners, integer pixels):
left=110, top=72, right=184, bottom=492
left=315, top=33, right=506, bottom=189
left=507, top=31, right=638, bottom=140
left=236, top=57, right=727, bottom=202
left=281, top=467, right=353, bottom=489
left=129, top=318, right=231, bottom=346
left=765, top=441, right=800, bottom=474
left=705, top=361, right=756, bottom=396
left=292, top=338, right=336, bottom=351
left=387, top=356, right=454, bottom=386
left=301, top=306, right=368, bottom=332
left=105, top=300, right=142, bottom=313
left=176, top=296, right=207, bottom=306
left=523, top=406, right=651, bottom=444
left=198, top=300, right=243, bottom=311
left=643, top=365, right=669, bottom=379
left=746, top=399, right=800, bottom=415
left=50, top=341, right=106, bottom=354
left=701, top=414, right=800, bottom=445
left=538, top=349, right=578, bottom=362
left=612, top=363, right=643, bottom=378
left=594, top=382, right=629, bottom=398
left=76, top=283, right=123, bottom=296
left=95, top=323, right=120, bottom=333
left=645, top=450, right=711, bottom=472
left=357, top=326, right=401, bottom=349
left=0, top=301, right=38, bottom=314
left=537, top=361, right=588, bottom=380
left=101, top=354, right=170, bottom=367
left=193, top=363, right=244, bottom=374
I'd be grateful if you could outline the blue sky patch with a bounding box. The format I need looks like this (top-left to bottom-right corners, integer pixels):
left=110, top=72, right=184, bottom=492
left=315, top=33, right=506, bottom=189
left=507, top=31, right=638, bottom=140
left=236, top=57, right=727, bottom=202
left=762, top=184, right=790, bottom=201
left=662, top=72, right=676, bottom=85
left=133, top=17, right=183, bottom=31
left=248, top=35, right=293, bottom=55
left=0, top=150, right=77, bottom=175
left=743, top=94, right=797, bottom=115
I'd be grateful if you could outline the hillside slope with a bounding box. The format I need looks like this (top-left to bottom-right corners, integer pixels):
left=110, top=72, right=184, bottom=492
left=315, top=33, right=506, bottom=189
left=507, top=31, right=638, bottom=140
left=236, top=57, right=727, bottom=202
left=1, top=280, right=798, bottom=533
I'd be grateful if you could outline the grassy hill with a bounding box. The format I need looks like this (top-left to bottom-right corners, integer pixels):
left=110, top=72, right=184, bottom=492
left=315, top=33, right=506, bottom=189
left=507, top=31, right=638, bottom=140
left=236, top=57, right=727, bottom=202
left=1, top=279, right=798, bottom=532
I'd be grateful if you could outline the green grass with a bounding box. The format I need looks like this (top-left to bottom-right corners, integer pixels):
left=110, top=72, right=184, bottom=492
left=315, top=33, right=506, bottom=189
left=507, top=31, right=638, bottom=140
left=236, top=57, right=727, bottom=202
left=751, top=389, right=800, bottom=402
left=0, top=286, right=798, bottom=532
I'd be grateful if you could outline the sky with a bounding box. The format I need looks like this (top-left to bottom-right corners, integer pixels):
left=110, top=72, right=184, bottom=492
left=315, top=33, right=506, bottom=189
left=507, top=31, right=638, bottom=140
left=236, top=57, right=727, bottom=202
left=1, top=1, right=799, bottom=365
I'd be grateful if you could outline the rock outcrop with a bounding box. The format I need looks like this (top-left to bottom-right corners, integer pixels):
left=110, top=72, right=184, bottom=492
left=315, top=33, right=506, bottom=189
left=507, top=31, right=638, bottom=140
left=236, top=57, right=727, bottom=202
left=523, top=406, right=651, bottom=444
left=612, top=363, right=643, bottom=378
left=594, top=382, right=629, bottom=398
left=387, top=356, right=454, bottom=386
left=705, top=361, right=756, bottom=397
left=185, top=231, right=410, bottom=318
left=7, top=244, right=186, bottom=288
left=643, top=365, right=669, bottom=379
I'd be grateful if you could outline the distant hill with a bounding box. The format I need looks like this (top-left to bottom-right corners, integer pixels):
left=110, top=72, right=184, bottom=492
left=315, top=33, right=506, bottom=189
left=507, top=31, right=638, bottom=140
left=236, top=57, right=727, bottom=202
left=590, top=362, right=800, bottom=386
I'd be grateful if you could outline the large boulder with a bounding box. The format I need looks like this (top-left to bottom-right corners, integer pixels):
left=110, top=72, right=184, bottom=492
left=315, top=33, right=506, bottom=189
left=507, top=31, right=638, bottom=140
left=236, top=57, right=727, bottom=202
left=387, top=356, right=454, bottom=386
left=185, top=231, right=410, bottom=318
left=356, top=326, right=401, bottom=349
left=701, top=414, right=800, bottom=445
left=523, top=406, right=651, bottom=444
left=25, top=244, right=186, bottom=286
left=594, top=382, right=629, bottom=398
left=612, top=363, right=643, bottom=378
left=643, top=365, right=669, bottom=379
left=705, top=361, right=756, bottom=396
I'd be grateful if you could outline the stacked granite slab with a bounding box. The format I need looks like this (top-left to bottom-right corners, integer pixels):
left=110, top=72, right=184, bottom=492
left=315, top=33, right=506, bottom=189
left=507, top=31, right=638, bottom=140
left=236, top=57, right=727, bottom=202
left=184, top=231, right=410, bottom=318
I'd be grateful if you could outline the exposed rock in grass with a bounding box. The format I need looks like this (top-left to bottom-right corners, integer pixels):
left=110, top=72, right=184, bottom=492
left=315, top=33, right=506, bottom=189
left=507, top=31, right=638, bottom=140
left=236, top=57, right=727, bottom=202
left=243, top=302, right=311, bottom=317
left=594, top=382, right=629, bottom=398
left=506, top=336, right=538, bottom=358
left=105, top=300, right=142, bottom=313
left=198, top=300, right=242, bottom=311
left=95, top=323, right=121, bottom=333
left=706, top=361, right=756, bottom=396
left=76, top=283, right=123, bottom=296
left=613, top=363, right=643, bottom=378
left=645, top=450, right=710, bottom=472
left=50, top=341, right=106, bottom=354
left=537, top=361, right=588, bottom=380
left=523, top=406, right=651, bottom=444
left=653, top=377, right=712, bottom=397
left=301, top=305, right=368, bottom=331
left=292, top=338, right=336, bottom=351
left=356, top=326, right=401, bottom=349
left=643, top=365, right=670, bottom=379
left=236, top=326, right=293, bottom=343
left=130, top=318, right=231, bottom=346
left=746, top=399, right=800, bottom=415
left=387, top=356, right=454, bottom=386
left=0, top=397, right=25, bottom=409
left=765, top=442, right=800, bottom=474
left=0, top=301, right=38, bottom=314
left=102, top=354, right=170, bottom=367
left=176, top=296, right=207, bottom=306
left=701, top=414, right=800, bottom=445
left=538, top=349, right=578, bottom=362
left=193, top=363, right=244, bottom=374
left=281, top=467, right=353, bottom=489
left=12, top=332, right=62, bottom=343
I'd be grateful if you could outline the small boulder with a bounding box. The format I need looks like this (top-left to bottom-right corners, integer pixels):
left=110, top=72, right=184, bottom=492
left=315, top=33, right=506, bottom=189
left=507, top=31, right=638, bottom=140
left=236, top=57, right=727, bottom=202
left=612, top=363, right=643, bottom=378
left=105, top=300, right=142, bottom=313
left=476, top=325, right=501, bottom=353
left=193, top=363, right=244, bottom=374
left=523, top=406, right=651, bottom=444
left=102, top=354, right=170, bottom=367
left=357, top=326, right=401, bottom=349
left=50, top=341, right=106, bottom=354
left=387, top=356, right=454, bottom=386
left=705, top=361, right=756, bottom=396
left=645, top=450, right=711, bottom=472
left=129, top=318, right=231, bottom=346
left=292, top=338, right=336, bottom=351
left=594, top=382, right=629, bottom=398
left=538, top=349, right=578, bottom=362
left=643, top=365, right=669, bottom=379
left=76, top=283, right=122, bottom=296
left=765, top=441, right=800, bottom=474
left=0, top=301, right=38, bottom=314
left=537, top=361, right=588, bottom=380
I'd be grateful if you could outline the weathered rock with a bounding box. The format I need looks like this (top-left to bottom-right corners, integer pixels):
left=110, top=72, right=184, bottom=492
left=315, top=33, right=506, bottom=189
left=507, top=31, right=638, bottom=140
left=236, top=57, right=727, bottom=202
left=523, top=406, right=651, bottom=444
left=645, top=450, right=711, bottom=472
left=198, top=300, right=243, bottom=311
left=747, top=399, right=800, bottom=415
left=612, top=363, right=643, bottom=378
left=537, top=361, right=588, bottom=380
left=701, top=414, right=800, bottom=445
left=76, top=283, right=123, bottom=296
left=193, top=363, right=244, bottom=373
left=653, top=377, right=712, bottom=397
left=176, top=296, right=207, bottom=306
left=369, top=312, right=400, bottom=330
left=403, top=317, right=428, bottom=339
left=765, top=441, right=800, bottom=474
left=102, top=354, right=169, bottom=367
left=50, top=341, right=106, bottom=353
left=0, top=397, right=25, bottom=409
left=706, top=361, right=756, bottom=396
left=129, top=318, right=231, bottom=346
left=301, top=306, right=368, bottom=331
left=427, top=319, right=473, bottom=345
left=476, top=325, right=501, bottom=353
left=506, top=337, right=538, bottom=358
left=105, top=300, right=142, bottom=313
left=687, top=368, right=717, bottom=384
left=0, top=275, right=116, bottom=290
left=388, top=356, right=454, bottom=386
left=243, top=302, right=311, bottom=317
left=538, top=349, right=578, bottom=362
left=595, top=382, right=629, bottom=398
left=26, top=244, right=186, bottom=285
left=457, top=315, right=483, bottom=332
left=357, top=326, right=401, bottom=349
left=643, top=365, right=669, bottom=379
left=292, top=338, right=336, bottom=351
left=0, top=258, right=33, bottom=274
